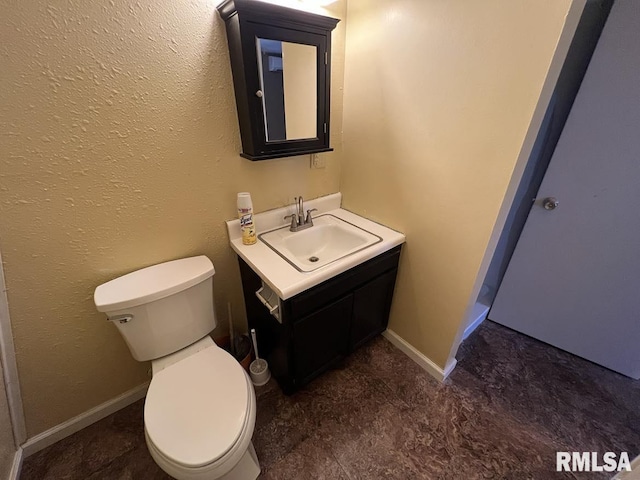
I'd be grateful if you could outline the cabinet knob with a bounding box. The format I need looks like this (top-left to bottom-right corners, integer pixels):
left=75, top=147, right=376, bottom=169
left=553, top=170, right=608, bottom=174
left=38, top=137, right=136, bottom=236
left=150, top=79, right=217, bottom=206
left=255, top=90, right=263, bottom=98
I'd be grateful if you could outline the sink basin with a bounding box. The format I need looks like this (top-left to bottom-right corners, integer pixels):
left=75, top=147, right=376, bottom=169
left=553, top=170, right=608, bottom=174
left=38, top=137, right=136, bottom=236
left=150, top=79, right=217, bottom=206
left=259, top=214, right=382, bottom=272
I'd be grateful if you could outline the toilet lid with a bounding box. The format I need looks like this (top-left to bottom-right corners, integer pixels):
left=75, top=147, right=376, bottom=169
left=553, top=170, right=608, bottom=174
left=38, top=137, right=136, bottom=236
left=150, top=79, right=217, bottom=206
left=144, top=346, right=249, bottom=468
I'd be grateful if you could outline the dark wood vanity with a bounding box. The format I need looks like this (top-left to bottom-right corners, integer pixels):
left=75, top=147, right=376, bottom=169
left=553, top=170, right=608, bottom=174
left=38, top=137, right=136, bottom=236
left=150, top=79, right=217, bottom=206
left=238, top=246, right=401, bottom=394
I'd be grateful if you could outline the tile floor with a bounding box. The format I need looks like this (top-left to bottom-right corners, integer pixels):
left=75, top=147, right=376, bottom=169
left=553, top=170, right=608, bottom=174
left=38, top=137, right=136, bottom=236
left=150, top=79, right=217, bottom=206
left=21, top=321, right=640, bottom=479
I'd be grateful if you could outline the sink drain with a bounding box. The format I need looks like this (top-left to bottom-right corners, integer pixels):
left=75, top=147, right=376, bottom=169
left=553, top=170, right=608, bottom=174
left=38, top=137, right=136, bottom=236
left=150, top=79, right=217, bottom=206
left=309, top=256, right=319, bottom=262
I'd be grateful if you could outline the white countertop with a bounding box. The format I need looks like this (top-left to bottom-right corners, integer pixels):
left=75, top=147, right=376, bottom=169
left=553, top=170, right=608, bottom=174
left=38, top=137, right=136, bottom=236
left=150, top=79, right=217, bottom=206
left=226, top=193, right=406, bottom=300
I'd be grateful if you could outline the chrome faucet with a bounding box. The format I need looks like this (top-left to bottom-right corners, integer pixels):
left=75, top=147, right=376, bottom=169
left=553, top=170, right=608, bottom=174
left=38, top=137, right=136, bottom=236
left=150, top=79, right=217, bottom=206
left=284, top=196, right=317, bottom=232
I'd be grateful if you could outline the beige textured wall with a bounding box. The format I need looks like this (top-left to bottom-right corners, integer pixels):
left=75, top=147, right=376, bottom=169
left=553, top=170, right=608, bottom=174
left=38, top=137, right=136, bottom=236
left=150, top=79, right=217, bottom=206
left=0, top=0, right=346, bottom=437
left=341, top=0, right=576, bottom=368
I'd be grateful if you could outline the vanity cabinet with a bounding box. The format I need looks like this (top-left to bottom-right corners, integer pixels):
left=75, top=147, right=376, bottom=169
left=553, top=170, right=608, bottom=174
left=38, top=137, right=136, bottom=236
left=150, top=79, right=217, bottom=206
left=292, top=295, right=352, bottom=385
left=217, top=0, right=339, bottom=161
left=238, top=246, right=402, bottom=393
left=350, top=269, right=399, bottom=351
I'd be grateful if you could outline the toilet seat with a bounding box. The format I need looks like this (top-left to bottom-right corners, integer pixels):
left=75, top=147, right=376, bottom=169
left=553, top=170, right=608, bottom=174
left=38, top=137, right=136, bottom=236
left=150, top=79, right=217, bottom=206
left=144, top=345, right=250, bottom=469
left=145, top=380, right=258, bottom=480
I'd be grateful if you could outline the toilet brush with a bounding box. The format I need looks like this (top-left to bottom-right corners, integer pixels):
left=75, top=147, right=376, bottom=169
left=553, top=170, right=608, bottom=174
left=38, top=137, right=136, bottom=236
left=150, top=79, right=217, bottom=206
left=228, top=303, right=251, bottom=371
left=227, top=302, right=236, bottom=357
left=249, top=328, right=271, bottom=386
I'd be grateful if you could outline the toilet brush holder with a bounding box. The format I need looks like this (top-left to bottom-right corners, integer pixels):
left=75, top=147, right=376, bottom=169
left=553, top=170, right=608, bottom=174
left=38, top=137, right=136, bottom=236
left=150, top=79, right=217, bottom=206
left=249, top=358, right=270, bottom=386
left=249, top=328, right=271, bottom=386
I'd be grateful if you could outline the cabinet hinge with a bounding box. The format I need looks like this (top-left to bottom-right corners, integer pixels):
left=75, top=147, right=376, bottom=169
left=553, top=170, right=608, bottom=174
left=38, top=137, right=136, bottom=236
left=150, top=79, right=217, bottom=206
left=325, top=51, right=328, bottom=65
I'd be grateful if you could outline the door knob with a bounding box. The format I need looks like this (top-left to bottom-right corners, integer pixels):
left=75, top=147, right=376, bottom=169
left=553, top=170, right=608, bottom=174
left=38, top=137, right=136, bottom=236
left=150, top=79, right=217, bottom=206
left=542, top=197, right=559, bottom=210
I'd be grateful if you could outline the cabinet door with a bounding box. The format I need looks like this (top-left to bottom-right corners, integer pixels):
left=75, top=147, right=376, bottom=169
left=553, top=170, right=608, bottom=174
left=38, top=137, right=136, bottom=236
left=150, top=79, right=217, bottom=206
left=292, top=294, right=352, bottom=384
left=217, top=0, right=339, bottom=161
left=350, top=269, right=398, bottom=351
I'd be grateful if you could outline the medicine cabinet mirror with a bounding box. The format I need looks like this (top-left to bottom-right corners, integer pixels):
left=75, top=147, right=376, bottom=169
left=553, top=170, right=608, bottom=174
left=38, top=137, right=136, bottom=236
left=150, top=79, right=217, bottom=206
left=217, top=0, right=339, bottom=161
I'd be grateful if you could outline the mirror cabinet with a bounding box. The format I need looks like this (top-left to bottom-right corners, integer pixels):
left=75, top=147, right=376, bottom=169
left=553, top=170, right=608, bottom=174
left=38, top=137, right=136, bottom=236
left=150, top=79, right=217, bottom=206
left=217, top=0, right=339, bottom=161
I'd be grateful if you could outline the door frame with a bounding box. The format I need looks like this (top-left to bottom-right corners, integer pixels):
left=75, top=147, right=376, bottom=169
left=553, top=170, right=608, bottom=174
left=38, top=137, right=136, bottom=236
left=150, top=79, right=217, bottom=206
left=0, top=247, right=26, bottom=446
left=444, top=0, right=590, bottom=371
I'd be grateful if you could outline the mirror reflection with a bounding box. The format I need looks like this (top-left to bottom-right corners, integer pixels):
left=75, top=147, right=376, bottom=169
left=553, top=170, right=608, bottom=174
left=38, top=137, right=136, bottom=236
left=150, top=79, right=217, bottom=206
left=256, top=38, right=317, bottom=142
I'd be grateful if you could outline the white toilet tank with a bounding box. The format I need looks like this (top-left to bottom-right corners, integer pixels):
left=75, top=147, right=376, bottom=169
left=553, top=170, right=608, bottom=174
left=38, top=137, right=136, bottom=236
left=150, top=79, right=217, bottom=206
left=94, top=256, right=217, bottom=362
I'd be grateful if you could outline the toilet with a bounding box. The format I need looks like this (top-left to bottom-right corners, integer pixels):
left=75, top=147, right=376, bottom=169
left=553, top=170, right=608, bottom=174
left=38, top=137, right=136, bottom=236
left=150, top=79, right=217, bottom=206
left=93, top=256, right=260, bottom=480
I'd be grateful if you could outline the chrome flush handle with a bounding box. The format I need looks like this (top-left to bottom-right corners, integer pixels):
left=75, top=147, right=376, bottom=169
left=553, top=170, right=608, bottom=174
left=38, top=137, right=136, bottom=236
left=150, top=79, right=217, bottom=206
left=109, top=314, right=134, bottom=324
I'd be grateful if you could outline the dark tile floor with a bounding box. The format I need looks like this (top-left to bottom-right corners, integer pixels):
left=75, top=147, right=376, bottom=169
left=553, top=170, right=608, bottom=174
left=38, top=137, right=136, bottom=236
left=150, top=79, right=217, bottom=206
left=21, top=321, right=640, bottom=479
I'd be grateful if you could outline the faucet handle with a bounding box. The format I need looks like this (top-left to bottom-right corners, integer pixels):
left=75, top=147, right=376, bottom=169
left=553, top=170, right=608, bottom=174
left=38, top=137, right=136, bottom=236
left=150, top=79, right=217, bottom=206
left=305, top=209, right=318, bottom=224
left=284, top=214, right=297, bottom=229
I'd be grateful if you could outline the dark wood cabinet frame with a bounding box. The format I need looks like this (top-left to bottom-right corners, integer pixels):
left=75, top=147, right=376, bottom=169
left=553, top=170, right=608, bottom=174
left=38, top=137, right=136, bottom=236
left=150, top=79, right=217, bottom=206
left=217, top=0, right=339, bottom=161
left=238, top=246, right=402, bottom=394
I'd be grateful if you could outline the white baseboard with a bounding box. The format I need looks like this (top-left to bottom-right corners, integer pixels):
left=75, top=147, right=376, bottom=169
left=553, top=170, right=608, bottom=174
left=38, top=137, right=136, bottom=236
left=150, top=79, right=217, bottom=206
left=382, top=329, right=457, bottom=382
left=21, top=382, right=149, bottom=458
left=8, top=447, right=22, bottom=480
left=462, top=301, right=490, bottom=341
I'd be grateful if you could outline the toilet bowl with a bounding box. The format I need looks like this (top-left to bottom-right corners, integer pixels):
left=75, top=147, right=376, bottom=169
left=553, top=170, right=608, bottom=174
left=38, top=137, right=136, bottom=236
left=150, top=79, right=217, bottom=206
left=94, top=256, right=260, bottom=480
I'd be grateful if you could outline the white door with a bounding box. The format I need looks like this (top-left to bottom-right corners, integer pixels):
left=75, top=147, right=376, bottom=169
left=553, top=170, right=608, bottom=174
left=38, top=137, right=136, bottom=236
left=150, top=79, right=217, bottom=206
left=489, top=0, right=640, bottom=379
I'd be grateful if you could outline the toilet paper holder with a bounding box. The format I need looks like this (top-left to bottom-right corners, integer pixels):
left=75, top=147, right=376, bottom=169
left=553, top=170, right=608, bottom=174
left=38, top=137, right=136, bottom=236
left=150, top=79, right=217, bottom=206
left=255, top=283, right=281, bottom=323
